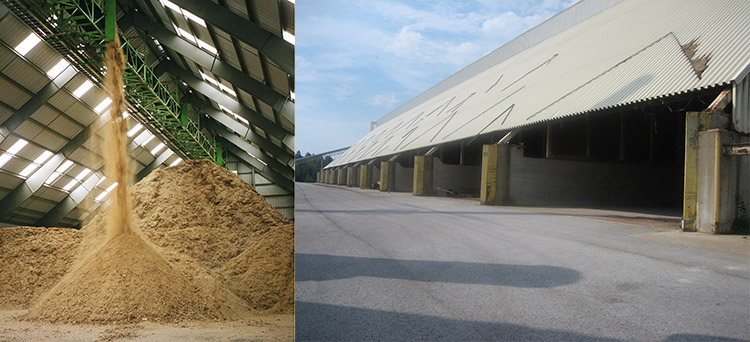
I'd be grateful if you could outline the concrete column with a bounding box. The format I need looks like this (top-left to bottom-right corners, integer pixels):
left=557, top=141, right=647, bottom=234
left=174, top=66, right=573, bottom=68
left=480, top=144, right=511, bottom=205
left=337, top=168, right=346, bottom=185
left=316, top=171, right=320, bottom=182
left=327, top=169, right=333, bottom=184
left=413, top=155, right=434, bottom=196
left=696, top=129, right=740, bottom=234
left=360, top=164, right=371, bottom=189
left=380, top=161, right=395, bottom=191
left=480, top=144, right=498, bottom=204
left=347, top=167, right=356, bottom=187
left=683, top=112, right=719, bottom=231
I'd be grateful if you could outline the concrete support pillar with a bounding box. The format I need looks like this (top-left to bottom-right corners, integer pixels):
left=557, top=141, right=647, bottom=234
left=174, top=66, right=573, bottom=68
left=337, top=168, right=346, bottom=185
left=696, top=129, right=740, bottom=233
left=347, top=167, right=356, bottom=187
left=683, top=112, right=719, bottom=231
left=380, top=161, right=395, bottom=191
left=413, top=155, right=434, bottom=196
left=360, top=164, right=371, bottom=189
left=480, top=144, right=511, bottom=205
left=327, top=169, right=333, bottom=184
left=316, top=171, right=320, bottom=183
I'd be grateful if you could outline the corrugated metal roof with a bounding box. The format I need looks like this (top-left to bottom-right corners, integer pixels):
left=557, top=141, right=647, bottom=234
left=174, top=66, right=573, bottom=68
left=330, top=0, right=750, bottom=168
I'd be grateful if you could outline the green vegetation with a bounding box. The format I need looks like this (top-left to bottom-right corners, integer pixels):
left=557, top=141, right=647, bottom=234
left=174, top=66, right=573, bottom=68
left=295, top=151, right=332, bottom=183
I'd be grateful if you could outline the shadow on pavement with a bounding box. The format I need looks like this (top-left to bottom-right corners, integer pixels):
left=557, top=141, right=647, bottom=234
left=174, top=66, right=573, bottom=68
left=295, top=301, right=619, bottom=341
left=296, top=253, right=581, bottom=288
left=295, top=302, right=746, bottom=341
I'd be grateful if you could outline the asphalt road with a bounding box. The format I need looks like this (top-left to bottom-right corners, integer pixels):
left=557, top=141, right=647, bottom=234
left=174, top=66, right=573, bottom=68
left=295, top=183, right=750, bottom=341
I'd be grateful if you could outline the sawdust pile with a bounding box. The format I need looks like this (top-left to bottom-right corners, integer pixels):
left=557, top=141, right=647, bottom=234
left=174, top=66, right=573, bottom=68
left=0, top=160, right=293, bottom=324
left=0, top=227, right=81, bottom=309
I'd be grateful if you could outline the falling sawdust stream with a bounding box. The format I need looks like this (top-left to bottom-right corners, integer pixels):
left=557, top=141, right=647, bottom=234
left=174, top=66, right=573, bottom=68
left=103, top=36, right=134, bottom=240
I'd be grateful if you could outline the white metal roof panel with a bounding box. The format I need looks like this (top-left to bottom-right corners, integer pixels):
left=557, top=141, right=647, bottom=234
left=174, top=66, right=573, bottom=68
left=330, top=0, right=750, bottom=168
left=0, top=45, right=14, bottom=70
left=34, top=129, right=67, bottom=152
left=0, top=104, right=12, bottom=125
left=0, top=76, right=31, bottom=109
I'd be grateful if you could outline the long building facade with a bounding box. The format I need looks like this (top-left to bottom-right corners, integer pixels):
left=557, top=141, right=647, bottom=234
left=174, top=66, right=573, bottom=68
left=321, top=0, right=750, bottom=234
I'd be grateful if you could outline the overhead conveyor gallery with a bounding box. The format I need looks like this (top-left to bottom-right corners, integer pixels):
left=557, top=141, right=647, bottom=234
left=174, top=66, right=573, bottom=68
left=0, top=0, right=295, bottom=225
left=321, top=0, right=750, bottom=234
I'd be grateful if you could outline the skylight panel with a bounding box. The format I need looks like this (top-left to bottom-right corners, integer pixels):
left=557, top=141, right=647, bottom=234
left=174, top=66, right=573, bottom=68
left=141, top=134, right=155, bottom=146
left=197, top=39, right=218, bottom=55
left=94, top=98, right=112, bottom=113
left=44, top=159, right=74, bottom=185
left=95, top=190, right=108, bottom=202
left=161, top=0, right=181, bottom=12
left=0, top=154, right=11, bottom=168
left=290, top=90, right=295, bottom=101
left=47, top=59, right=69, bottom=79
left=170, top=158, right=182, bottom=167
left=218, top=83, right=236, bottom=97
left=18, top=150, right=53, bottom=177
left=74, top=168, right=91, bottom=180
left=200, top=71, right=219, bottom=86
left=182, top=9, right=207, bottom=27
left=62, top=178, right=78, bottom=191
left=19, top=163, right=37, bottom=177
left=7, top=139, right=28, bottom=154
left=176, top=27, right=197, bottom=44
left=151, top=143, right=166, bottom=155
left=72, top=80, right=94, bottom=98
left=283, top=31, right=295, bottom=45
left=15, top=33, right=41, bottom=55
left=127, top=123, right=143, bottom=137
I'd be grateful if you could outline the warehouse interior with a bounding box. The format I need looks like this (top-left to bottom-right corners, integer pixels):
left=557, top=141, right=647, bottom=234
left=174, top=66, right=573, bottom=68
left=322, top=0, right=750, bottom=234
left=0, top=0, right=295, bottom=226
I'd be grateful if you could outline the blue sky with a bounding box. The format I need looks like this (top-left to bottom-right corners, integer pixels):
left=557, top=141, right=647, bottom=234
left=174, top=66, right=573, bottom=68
left=296, top=0, right=579, bottom=154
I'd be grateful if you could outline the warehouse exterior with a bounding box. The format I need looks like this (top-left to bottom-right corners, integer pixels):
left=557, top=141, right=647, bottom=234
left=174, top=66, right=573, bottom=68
left=322, top=0, right=750, bottom=233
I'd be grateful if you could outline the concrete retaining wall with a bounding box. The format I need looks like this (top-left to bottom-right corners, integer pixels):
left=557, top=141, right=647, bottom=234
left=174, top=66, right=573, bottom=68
left=508, top=147, right=681, bottom=207
left=394, top=163, right=413, bottom=192
left=433, top=158, right=481, bottom=197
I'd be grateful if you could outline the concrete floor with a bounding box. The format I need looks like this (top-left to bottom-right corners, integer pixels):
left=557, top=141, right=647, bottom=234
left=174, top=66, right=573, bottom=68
left=295, top=183, right=750, bottom=341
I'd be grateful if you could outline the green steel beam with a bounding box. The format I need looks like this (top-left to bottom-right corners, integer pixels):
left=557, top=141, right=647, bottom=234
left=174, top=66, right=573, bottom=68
left=4, top=0, right=217, bottom=162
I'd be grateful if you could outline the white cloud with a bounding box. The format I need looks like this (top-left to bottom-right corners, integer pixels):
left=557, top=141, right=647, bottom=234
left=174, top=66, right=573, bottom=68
left=480, top=11, right=547, bottom=41
left=364, top=94, right=400, bottom=108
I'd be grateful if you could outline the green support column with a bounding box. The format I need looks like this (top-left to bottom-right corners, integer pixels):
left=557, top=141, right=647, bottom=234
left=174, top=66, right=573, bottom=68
left=380, top=161, right=395, bottom=191
left=480, top=144, right=511, bottom=205
left=105, top=0, right=116, bottom=42
left=683, top=112, right=715, bottom=231
left=413, top=155, right=433, bottom=196
left=360, top=164, right=371, bottom=189
left=215, top=140, right=224, bottom=166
